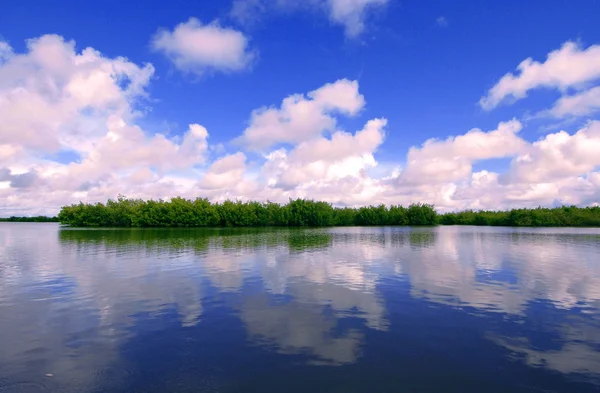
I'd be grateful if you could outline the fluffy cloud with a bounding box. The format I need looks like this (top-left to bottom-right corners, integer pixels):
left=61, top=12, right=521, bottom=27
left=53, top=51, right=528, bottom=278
left=2, top=34, right=600, bottom=216
left=197, top=152, right=247, bottom=191
left=0, top=35, right=154, bottom=154
left=480, top=41, right=600, bottom=110
left=230, top=0, right=388, bottom=37
left=547, top=85, right=600, bottom=118
left=151, top=18, right=255, bottom=76
left=399, top=120, right=525, bottom=185
left=0, top=41, right=12, bottom=62
left=327, top=0, right=388, bottom=37
left=0, top=35, right=211, bottom=214
left=262, top=118, right=385, bottom=196
left=501, top=121, right=600, bottom=184
left=57, top=120, right=209, bottom=185
left=238, top=79, right=365, bottom=150
left=0, top=168, right=38, bottom=188
left=384, top=118, right=600, bottom=211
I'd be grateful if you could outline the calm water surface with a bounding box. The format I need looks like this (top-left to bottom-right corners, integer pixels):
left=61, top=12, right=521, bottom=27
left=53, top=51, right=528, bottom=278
left=1, top=223, right=600, bottom=392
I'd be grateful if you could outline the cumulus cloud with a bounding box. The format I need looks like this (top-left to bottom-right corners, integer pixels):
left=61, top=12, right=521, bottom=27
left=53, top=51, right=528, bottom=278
left=2, top=34, right=600, bottom=216
left=262, top=118, right=386, bottom=194
left=151, top=17, right=255, bottom=76
left=386, top=119, right=600, bottom=211
left=260, top=154, right=385, bottom=205
left=0, top=168, right=38, bottom=188
left=230, top=0, right=388, bottom=38
left=327, top=0, right=388, bottom=37
left=546, top=85, right=600, bottom=118
left=198, top=152, right=247, bottom=191
left=238, top=79, right=365, bottom=150
left=501, top=120, right=600, bottom=184
left=0, top=41, right=12, bottom=62
left=480, top=41, right=600, bottom=110
left=0, top=35, right=154, bottom=154
left=0, top=35, right=211, bottom=214
left=399, top=120, right=525, bottom=185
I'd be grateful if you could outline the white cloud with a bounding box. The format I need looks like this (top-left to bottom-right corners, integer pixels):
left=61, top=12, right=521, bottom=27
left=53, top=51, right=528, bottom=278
left=436, top=16, right=448, bottom=27
left=291, top=117, right=385, bottom=163
left=480, top=41, right=600, bottom=110
left=0, top=35, right=212, bottom=215
left=230, top=0, right=388, bottom=38
left=230, top=0, right=271, bottom=25
left=151, top=17, right=255, bottom=76
left=262, top=118, right=386, bottom=198
left=399, top=120, right=525, bottom=185
left=0, top=41, right=13, bottom=63
left=327, top=0, right=388, bottom=37
left=198, top=152, right=247, bottom=190
left=546, top=85, right=600, bottom=118
left=238, top=79, right=365, bottom=150
left=0, top=35, right=154, bottom=154
left=501, top=120, right=600, bottom=184
left=2, top=35, right=600, bottom=216
left=68, top=120, right=209, bottom=178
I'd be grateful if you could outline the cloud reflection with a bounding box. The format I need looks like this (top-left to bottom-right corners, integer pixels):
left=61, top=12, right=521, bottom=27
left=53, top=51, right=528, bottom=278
left=1, top=223, right=600, bottom=389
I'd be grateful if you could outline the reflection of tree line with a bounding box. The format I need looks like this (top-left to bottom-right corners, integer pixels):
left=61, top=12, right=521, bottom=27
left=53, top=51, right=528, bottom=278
left=59, top=227, right=332, bottom=252
left=59, top=227, right=438, bottom=252
left=503, top=231, right=600, bottom=245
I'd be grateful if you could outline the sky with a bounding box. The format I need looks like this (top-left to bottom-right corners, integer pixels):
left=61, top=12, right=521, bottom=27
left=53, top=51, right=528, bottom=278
left=1, top=0, right=600, bottom=216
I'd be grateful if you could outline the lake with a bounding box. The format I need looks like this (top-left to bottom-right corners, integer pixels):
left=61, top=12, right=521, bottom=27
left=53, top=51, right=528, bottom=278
left=1, top=223, right=600, bottom=392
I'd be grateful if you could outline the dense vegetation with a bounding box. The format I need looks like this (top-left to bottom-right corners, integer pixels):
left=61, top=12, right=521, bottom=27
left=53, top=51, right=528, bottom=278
left=57, top=196, right=438, bottom=227
left=0, top=216, right=59, bottom=222
left=439, top=206, right=600, bottom=227
left=56, top=196, right=600, bottom=228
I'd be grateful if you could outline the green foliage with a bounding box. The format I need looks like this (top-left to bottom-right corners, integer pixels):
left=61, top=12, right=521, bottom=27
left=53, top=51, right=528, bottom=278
left=0, top=216, right=59, bottom=222
left=57, top=196, right=600, bottom=228
left=439, top=205, right=600, bottom=227
left=407, top=203, right=438, bottom=226
left=58, top=196, right=438, bottom=227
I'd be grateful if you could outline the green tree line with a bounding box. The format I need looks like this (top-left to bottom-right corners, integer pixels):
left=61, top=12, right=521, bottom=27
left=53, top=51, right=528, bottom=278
left=57, top=196, right=437, bottom=227
left=56, top=196, right=600, bottom=228
left=439, top=206, right=600, bottom=227
left=0, top=216, right=59, bottom=222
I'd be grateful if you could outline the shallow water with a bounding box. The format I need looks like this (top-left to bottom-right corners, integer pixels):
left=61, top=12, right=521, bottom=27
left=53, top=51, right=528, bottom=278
left=1, top=223, right=600, bottom=392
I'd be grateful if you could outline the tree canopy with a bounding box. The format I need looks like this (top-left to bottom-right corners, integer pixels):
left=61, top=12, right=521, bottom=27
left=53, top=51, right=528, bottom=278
left=56, top=196, right=600, bottom=228
left=0, top=216, right=59, bottom=222
left=57, top=196, right=437, bottom=227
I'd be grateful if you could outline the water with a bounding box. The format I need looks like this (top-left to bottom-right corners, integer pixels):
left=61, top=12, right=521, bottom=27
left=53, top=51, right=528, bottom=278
left=1, top=224, right=600, bottom=392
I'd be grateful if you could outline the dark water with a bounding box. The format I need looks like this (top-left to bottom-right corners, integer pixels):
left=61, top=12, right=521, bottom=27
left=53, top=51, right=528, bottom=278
left=1, top=224, right=600, bottom=392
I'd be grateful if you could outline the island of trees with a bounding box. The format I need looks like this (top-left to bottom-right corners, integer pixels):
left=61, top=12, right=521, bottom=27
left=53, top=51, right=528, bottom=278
left=55, top=196, right=600, bottom=228
left=0, top=216, right=59, bottom=222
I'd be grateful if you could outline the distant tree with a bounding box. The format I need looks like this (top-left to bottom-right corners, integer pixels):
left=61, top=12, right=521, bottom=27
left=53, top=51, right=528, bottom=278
left=57, top=196, right=600, bottom=228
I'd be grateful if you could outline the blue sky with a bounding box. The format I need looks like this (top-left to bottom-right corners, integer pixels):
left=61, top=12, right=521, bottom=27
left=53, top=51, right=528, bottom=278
left=1, top=0, right=600, bottom=214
